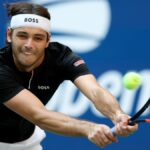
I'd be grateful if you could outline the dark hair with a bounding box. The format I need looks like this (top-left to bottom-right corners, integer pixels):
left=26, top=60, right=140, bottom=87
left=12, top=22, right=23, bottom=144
left=5, top=2, right=51, bottom=45
left=6, top=2, right=51, bottom=20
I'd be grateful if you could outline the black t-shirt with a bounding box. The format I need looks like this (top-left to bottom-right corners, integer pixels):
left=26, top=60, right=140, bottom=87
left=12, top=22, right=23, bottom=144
left=0, top=42, right=90, bottom=143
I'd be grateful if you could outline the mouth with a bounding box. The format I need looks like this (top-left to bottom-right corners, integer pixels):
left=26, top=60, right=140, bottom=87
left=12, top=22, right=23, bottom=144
left=21, top=49, right=34, bottom=55
left=23, top=51, right=33, bottom=55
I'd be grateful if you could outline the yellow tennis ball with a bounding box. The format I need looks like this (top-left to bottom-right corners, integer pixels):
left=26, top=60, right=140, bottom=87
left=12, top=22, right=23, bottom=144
left=123, top=72, right=142, bottom=90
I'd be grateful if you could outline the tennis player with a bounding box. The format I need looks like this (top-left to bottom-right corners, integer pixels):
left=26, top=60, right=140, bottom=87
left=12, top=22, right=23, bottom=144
left=0, top=2, right=137, bottom=150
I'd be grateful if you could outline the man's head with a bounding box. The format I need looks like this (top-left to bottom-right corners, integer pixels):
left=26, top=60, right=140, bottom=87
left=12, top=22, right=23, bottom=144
left=6, top=2, right=51, bottom=72
left=7, top=2, right=51, bottom=33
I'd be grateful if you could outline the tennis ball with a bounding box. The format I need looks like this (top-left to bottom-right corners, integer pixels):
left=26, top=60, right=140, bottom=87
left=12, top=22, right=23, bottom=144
left=123, top=72, right=142, bottom=90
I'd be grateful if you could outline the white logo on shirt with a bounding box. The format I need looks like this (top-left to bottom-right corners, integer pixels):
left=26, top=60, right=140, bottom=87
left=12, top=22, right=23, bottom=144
left=38, top=85, right=50, bottom=90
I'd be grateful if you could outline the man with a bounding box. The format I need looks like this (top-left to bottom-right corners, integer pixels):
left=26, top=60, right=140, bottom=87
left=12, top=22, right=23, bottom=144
left=0, top=2, right=137, bottom=150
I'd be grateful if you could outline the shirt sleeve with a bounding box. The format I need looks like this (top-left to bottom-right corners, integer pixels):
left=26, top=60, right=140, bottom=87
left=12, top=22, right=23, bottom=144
left=0, top=65, right=24, bottom=103
left=60, top=47, right=91, bottom=81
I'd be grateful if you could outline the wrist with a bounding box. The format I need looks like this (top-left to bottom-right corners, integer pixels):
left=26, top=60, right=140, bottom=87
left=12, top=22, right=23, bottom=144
left=111, top=110, right=126, bottom=124
left=79, top=121, right=96, bottom=137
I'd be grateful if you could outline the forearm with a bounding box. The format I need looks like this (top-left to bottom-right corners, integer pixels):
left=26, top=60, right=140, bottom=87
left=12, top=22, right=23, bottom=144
left=90, top=86, right=124, bottom=123
left=33, top=108, right=94, bottom=137
left=74, top=74, right=124, bottom=123
left=4, top=89, right=94, bottom=138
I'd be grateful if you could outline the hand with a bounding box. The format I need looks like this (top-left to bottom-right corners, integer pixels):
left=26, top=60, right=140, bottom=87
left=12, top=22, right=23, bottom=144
left=113, top=113, right=138, bottom=136
left=87, top=124, right=118, bottom=148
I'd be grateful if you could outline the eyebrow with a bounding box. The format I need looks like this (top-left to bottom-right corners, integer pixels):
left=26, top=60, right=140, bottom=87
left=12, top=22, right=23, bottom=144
left=16, top=31, right=46, bottom=38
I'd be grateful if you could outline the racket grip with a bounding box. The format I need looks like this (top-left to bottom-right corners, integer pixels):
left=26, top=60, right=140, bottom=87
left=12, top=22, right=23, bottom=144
left=111, top=126, right=116, bottom=136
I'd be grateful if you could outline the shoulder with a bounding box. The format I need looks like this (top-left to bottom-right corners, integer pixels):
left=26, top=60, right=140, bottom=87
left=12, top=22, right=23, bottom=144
left=0, top=46, right=7, bottom=59
left=0, top=44, right=10, bottom=54
left=0, top=45, right=12, bottom=63
left=47, top=42, right=72, bottom=56
left=0, top=45, right=15, bottom=75
left=46, top=42, right=80, bottom=64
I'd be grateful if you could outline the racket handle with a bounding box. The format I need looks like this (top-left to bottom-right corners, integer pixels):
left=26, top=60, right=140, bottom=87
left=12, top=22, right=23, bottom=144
left=111, top=126, right=116, bottom=136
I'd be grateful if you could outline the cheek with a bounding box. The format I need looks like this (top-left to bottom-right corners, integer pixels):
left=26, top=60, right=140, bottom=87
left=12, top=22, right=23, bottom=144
left=37, top=48, right=45, bottom=56
left=11, top=41, right=18, bottom=52
left=11, top=43, right=22, bottom=55
left=12, top=37, right=23, bottom=48
left=45, top=41, right=49, bottom=48
left=36, top=43, right=48, bottom=53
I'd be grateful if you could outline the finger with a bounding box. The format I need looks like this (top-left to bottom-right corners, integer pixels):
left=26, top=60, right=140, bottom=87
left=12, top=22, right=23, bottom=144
left=115, top=124, right=127, bottom=136
left=106, top=130, right=118, bottom=143
left=98, top=132, right=112, bottom=146
left=123, top=124, right=138, bottom=134
left=88, top=132, right=106, bottom=148
left=116, top=123, right=138, bottom=136
left=94, top=135, right=106, bottom=148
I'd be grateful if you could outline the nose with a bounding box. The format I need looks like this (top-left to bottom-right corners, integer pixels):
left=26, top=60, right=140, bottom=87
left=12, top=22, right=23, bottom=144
left=24, top=38, right=34, bottom=49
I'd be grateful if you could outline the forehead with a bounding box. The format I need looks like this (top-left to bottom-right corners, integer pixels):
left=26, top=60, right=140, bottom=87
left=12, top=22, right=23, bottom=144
left=13, top=27, right=48, bottom=36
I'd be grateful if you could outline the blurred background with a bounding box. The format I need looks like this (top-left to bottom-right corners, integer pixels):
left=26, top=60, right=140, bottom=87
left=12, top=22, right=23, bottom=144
left=0, top=0, right=150, bottom=149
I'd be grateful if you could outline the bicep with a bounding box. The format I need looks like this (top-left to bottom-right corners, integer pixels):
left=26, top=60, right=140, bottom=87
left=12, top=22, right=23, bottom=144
left=4, top=89, right=46, bottom=123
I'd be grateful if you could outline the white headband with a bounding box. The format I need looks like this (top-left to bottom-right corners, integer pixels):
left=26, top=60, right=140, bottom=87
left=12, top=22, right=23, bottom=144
left=10, top=14, right=51, bottom=33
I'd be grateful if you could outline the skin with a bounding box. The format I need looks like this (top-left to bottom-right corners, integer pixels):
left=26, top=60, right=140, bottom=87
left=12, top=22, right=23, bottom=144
left=7, top=27, right=50, bottom=72
left=4, top=26, right=138, bottom=148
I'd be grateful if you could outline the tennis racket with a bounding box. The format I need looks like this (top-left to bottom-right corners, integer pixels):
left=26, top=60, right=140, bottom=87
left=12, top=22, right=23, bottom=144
left=111, top=97, right=150, bottom=135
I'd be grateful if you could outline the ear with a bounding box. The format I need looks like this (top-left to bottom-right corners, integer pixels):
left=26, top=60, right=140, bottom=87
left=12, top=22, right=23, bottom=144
left=7, top=28, right=12, bottom=43
left=45, top=33, right=51, bottom=48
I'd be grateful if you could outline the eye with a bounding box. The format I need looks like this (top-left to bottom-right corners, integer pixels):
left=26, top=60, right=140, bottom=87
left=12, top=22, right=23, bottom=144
left=17, top=34, right=28, bottom=39
left=34, top=37, right=43, bottom=41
